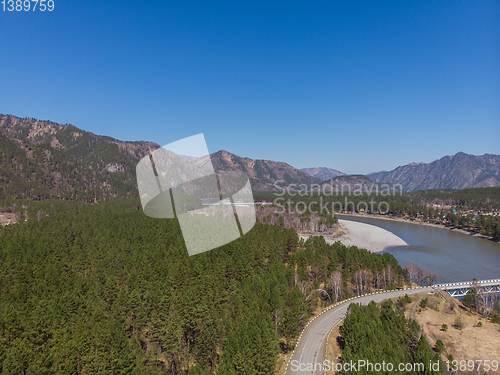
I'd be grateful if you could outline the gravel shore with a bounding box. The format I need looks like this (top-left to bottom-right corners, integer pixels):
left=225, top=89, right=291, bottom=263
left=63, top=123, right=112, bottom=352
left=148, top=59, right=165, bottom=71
left=334, top=219, right=408, bottom=252
left=299, top=219, right=408, bottom=252
left=338, top=212, right=500, bottom=243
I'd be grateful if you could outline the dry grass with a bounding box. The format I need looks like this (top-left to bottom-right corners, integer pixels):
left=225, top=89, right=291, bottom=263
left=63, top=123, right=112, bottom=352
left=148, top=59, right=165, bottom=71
left=325, top=324, right=342, bottom=364
left=408, top=292, right=500, bottom=370
left=275, top=352, right=288, bottom=375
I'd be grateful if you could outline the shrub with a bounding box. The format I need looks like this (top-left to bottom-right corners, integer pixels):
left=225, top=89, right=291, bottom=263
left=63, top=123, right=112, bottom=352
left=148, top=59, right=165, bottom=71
left=401, top=294, right=412, bottom=304
left=454, top=315, right=465, bottom=330
left=441, top=323, right=448, bottom=331
left=420, top=297, right=428, bottom=308
left=477, top=321, right=482, bottom=327
left=463, top=291, right=474, bottom=309
left=429, top=299, right=439, bottom=311
left=435, top=339, right=445, bottom=353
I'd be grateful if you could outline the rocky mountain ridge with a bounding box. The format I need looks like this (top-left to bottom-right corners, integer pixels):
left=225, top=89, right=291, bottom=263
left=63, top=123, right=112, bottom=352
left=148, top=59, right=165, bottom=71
left=209, top=150, right=322, bottom=191
left=368, top=152, right=500, bottom=191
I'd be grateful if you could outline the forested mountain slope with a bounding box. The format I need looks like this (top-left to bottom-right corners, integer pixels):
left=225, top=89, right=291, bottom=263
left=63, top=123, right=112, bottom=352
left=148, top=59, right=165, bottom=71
left=209, top=150, right=322, bottom=191
left=0, top=114, right=157, bottom=201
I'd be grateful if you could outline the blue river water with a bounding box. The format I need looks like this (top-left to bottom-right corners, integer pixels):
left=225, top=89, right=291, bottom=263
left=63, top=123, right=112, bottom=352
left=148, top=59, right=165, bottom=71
left=337, top=214, right=500, bottom=283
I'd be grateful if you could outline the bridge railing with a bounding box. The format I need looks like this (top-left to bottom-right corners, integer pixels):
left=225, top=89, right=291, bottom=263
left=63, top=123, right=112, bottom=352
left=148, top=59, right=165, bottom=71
left=434, top=278, right=500, bottom=289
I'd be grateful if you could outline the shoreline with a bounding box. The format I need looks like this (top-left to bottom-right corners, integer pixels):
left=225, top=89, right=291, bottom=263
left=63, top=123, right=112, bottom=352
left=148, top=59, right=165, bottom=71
left=337, top=212, right=500, bottom=243
left=299, top=219, right=408, bottom=253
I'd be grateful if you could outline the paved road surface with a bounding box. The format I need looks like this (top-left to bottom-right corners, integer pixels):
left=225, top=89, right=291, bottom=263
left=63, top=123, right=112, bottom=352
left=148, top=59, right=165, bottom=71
left=286, top=287, right=434, bottom=375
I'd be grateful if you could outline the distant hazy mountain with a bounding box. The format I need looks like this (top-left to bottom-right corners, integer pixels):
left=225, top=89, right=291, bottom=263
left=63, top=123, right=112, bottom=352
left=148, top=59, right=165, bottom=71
left=321, top=175, right=388, bottom=193
left=301, top=167, right=345, bottom=180
left=368, top=152, right=500, bottom=191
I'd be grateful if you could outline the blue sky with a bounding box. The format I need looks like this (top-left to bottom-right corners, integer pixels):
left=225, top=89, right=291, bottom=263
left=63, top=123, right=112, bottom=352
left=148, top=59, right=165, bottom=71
left=1, top=1, right=499, bottom=174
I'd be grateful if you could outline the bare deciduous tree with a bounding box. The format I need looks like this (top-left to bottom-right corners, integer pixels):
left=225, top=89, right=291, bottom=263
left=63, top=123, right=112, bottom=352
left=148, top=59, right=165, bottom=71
left=416, top=266, right=426, bottom=286
left=297, top=281, right=308, bottom=295
left=405, top=263, right=436, bottom=287
left=362, top=269, right=372, bottom=293
left=424, top=271, right=439, bottom=286
left=353, top=269, right=371, bottom=296
left=386, top=264, right=393, bottom=286
left=382, top=268, right=387, bottom=290
left=471, top=278, right=480, bottom=307
left=353, top=270, right=362, bottom=296
left=274, top=309, right=281, bottom=331
left=375, top=271, right=383, bottom=290
left=405, top=263, right=419, bottom=288
left=328, top=271, right=343, bottom=302
left=477, top=286, right=489, bottom=317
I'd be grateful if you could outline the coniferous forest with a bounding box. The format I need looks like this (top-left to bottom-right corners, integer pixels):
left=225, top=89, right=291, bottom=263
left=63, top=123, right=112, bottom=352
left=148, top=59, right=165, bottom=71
left=339, top=301, right=443, bottom=375
left=0, top=199, right=406, bottom=374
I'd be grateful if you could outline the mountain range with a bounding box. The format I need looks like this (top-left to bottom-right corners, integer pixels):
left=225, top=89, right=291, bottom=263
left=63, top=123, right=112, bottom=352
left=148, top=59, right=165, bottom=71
left=320, top=175, right=384, bottom=193
left=0, top=114, right=320, bottom=200
left=1, top=114, right=499, bottom=200
left=300, top=167, right=345, bottom=180
left=368, top=152, right=500, bottom=191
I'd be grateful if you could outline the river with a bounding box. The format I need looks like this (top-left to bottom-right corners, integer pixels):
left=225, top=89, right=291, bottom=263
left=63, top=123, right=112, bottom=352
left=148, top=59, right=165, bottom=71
left=337, top=214, right=500, bottom=283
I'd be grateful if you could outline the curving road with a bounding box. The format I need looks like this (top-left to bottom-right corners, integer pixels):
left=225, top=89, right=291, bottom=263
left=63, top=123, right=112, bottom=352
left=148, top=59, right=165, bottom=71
left=285, top=287, right=434, bottom=375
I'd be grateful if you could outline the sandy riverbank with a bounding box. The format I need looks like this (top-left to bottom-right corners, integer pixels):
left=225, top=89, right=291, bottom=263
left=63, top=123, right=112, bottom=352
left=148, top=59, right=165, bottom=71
left=299, top=219, right=408, bottom=253
left=338, top=212, right=500, bottom=243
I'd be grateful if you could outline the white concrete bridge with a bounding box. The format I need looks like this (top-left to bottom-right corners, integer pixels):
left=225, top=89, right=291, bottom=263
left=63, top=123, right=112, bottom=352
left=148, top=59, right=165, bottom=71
left=434, top=278, right=500, bottom=298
